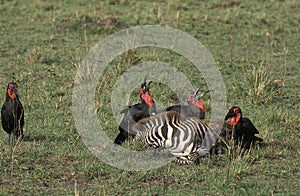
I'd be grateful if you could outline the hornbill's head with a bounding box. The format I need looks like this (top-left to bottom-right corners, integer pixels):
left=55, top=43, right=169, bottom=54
left=139, top=77, right=154, bottom=107
left=224, top=106, right=242, bottom=126
left=6, top=82, right=19, bottom=99
left=187, top=87, right=210, bottom=112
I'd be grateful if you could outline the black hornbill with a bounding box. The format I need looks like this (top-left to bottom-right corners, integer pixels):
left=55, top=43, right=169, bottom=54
left=165, top=88, right=209, bottom=119
left=223, top=106, right=263, bottom=149
left=1, top=82, right=24, bottom=145
left=114, top=79, right=156, bottom=145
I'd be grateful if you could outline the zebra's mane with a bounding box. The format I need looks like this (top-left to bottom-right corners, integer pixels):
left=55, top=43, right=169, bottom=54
left=132, top=111, right=232, bottom=136
left=136, top=111, right=231, bottom=127
left=131, top=111, right=182, bottom=135
left=136, top=111, right=183, bottom=125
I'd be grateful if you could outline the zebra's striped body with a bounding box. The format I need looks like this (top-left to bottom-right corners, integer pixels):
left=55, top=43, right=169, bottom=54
left=132, top=111, right=229, bottom=164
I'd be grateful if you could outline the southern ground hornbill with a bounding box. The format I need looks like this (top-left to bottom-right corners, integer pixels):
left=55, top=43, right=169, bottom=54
left=221, top=106, right=263, bottom=150
left=164, top=87, right=209, bottom=119
left=1, top=82, right=24, bottom=145
left=114, top=79, right=156, bottom=145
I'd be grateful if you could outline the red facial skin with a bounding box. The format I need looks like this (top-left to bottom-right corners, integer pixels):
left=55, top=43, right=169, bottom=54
left=229, top=107, right=241, bottom=126
left=138, top=88, right=143, bottom=97
left=7, top=84, right=17, bottom=99
left=187, top=94, right=205, bottom=112
left=139, top=88, right=154, bottom=107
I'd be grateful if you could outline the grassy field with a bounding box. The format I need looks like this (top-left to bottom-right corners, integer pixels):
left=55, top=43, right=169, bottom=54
left=0, top=0, right=299, bottom=195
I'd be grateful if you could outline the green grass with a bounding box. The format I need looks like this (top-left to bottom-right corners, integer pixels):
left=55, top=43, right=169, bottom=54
left=0, top=0, right=299, bottom=195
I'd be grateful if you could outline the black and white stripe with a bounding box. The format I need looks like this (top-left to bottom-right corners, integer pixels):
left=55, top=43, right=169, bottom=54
left=132, top=111, right=227, bottom=164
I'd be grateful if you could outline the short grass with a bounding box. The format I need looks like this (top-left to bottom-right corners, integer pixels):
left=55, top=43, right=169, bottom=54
left=0, top=0, right=299, bottom=195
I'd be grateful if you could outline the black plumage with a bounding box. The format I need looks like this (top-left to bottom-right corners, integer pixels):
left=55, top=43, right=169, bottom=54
left=224, top=106, right=263, bottom=149
left=1, top=82, right=24, bottom=145
left=164, top=88, right=209, bottom=119
left=114, top=80, right=155, bottom=145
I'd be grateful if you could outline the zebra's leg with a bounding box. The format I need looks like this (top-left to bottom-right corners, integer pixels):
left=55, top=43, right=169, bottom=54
left=173, top=152, right=199, bottom=165
left=173, top=156, right=193, bottom=165
left=187, top=152, right=200, bottom=164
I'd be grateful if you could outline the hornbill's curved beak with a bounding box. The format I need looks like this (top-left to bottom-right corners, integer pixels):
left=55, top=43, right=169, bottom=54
left=198, top=90, right=210, bottom=98
left=141, top=76, right=152, bottom=94
left=224, top=109, right=236, bottom=121
left=193, top=86, right=210, bottom=100
left=8, top=82, right=19, bottom=93
left=193, top=88, right=200, bottom=99
left=12, top=87, right=18, bottom=93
